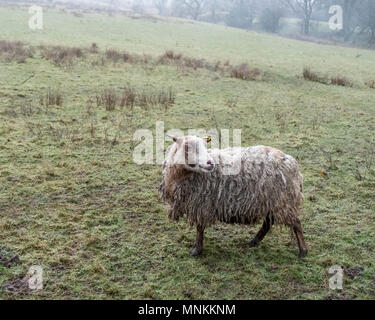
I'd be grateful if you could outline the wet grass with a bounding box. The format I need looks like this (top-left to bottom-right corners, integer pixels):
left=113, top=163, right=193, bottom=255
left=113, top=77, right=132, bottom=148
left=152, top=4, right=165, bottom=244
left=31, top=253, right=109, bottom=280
left=0, top=6, right=374, bottom=300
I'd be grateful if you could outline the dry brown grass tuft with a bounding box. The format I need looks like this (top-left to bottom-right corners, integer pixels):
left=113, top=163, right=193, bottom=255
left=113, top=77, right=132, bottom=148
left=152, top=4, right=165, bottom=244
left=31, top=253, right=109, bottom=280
left=163, top=50, right=183, bottom=61
left=159, top=51, right=258, bottom=77
left=157, top=50, right=183, bottom=65
left=302, top=67, right=328, bottom=84
left=182, top=56, right=206, bottom=70
left=41, top=45, right=84, bottom=66
left=303, top=68, right=353, bottom=87
left=39, top=88, right=64, bottom=106
left=303, top=67, right=319, bottom=82
left=120, top=86, right=136, bottom=110
left=95, top=85, right=176, bottom=111
left=157, top=50, right=213, bottom=71
left=137, top=86, right=175, bottom=110
left=330, top=76, right=353, bottom=87
left=89, top=43, right=99, bottom=54
left=365, top=80, right=375, bottom=89
left=96, top=89, right=117, bottom=111
left=158, top=87, right=176, bottom=111
left=105, top=49, right=132, bottom=63
left=230, top=63, right=261, bottom=81
left=0, top=40, right=33, bottom=63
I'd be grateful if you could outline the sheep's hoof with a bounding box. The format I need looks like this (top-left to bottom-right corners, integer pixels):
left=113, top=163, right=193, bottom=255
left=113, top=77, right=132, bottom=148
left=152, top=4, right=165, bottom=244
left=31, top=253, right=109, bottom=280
left=190, top=247, right=202, bottom=257
left=249, top=238, right=259, bottom=247
left=298, top=249, right=308, bottom=259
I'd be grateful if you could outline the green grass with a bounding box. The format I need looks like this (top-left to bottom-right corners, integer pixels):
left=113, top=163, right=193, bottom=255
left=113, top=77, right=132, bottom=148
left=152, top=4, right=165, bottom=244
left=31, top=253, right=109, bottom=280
left=0, top=5, right=374, bottom=300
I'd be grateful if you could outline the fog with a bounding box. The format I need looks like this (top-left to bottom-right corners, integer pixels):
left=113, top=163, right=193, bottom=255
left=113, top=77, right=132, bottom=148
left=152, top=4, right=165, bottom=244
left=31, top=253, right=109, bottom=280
left=2, top=0, right=375, bottom=47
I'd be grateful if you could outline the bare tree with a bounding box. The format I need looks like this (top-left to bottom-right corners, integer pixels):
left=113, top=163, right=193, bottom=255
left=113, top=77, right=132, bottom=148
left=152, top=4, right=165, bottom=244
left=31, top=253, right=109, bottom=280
left=341, top=0, right=359, bottom=40
left=153, top=0, right=168, bottom=15
left=281, top=0, right=318, bottom=35
left=226, top=0, right=257, bottom=29
left=206, top=0, right=219, bottom=22
left=322, top=0, right=360, bottom=41
left=357, top=0, right=375, bottom=44
left=176, top=0, right=206, bottom=20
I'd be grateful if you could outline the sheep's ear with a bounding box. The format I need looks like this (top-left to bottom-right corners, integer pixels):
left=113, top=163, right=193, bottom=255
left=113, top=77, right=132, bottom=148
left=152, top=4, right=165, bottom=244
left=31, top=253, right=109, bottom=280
left=203, top=136, right=211, bottom=143
left=167, top=134, right=180, bottom=144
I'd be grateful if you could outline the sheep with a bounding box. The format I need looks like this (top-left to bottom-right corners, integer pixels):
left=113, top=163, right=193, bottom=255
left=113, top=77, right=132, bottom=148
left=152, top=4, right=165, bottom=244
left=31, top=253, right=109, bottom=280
left=159, top=135, right=308, bottom=258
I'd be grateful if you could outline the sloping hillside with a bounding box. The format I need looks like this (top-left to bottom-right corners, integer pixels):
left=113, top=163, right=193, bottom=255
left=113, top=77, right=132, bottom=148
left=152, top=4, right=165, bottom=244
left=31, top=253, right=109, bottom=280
left=0, top=6, right=374, bottom=299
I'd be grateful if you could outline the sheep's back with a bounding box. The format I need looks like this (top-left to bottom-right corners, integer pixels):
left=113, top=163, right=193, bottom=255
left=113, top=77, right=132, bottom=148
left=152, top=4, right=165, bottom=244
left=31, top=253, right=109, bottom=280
left=163, top=146, right=303, bottom=227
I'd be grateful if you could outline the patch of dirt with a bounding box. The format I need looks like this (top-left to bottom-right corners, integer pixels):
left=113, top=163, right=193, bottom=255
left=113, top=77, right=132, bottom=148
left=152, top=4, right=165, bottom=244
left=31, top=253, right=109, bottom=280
left=345, top=266, right=364, bottom=279
left=325, top=293, right=353, bottom=300
left=2, top=274, right=30, bottom=295
left=0, top=247, right=20, bottom=268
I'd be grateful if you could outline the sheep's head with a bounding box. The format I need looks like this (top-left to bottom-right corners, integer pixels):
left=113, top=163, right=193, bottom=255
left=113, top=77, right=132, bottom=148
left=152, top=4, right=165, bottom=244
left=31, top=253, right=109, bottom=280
left=167, top=135, right=215, bottom=173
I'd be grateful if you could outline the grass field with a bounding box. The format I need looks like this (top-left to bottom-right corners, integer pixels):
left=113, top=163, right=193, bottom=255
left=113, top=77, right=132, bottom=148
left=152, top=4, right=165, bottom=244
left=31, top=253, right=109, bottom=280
left=0, top=5, right=374, bottom=300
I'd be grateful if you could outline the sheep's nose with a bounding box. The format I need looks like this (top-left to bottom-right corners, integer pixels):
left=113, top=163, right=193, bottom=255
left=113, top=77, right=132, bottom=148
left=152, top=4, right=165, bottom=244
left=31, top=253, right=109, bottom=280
left=206, top=160, right=214, bottom=171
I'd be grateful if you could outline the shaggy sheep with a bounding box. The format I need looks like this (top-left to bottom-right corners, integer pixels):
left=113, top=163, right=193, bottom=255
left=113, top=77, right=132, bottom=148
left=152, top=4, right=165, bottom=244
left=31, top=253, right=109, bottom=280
left=159, top=135, right=308, bottom=258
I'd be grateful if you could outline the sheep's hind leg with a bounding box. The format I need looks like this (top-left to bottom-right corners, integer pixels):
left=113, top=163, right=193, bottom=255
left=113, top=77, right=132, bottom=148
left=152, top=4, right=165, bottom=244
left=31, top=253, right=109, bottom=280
left=190, top=225, right=205, bottom=257
left=249, top=215, right=273, bottom=247
left=293, top=219, right=308, bottom=258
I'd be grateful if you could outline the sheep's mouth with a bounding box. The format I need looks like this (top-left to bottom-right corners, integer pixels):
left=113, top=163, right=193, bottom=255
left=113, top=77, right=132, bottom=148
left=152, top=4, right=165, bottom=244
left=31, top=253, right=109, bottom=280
left=186, top=163, right=215, bottom=172
left=199, top=164, right=215, bottom=172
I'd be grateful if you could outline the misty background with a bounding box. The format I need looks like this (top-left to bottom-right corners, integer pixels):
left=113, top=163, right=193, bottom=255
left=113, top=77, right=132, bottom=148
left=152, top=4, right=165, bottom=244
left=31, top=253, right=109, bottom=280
left=2, top=0, right=375, bottom=47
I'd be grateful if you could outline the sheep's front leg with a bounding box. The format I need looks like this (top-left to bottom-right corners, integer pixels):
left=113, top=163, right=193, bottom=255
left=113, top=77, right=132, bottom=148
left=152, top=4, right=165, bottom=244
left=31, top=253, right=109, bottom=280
left=249, top=215, right=273, bottom=247
left=190, top=225, right=205, bottom=257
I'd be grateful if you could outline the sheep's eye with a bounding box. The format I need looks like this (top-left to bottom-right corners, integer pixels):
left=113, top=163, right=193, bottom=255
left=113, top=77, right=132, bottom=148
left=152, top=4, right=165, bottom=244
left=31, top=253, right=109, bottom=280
left=189, top=163, right=196, bottom=168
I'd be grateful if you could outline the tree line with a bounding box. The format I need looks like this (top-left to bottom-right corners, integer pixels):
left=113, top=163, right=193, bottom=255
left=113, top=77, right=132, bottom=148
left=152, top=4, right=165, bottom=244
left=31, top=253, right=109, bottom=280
left=150, top=0, right=375, bottom=46
left=4, top=0, right=373, bottom=46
